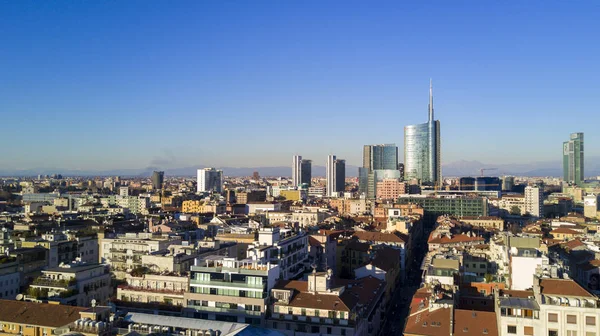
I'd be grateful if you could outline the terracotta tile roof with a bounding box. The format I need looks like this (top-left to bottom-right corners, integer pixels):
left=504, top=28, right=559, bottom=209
left=500, top=290, right=534, bottom=298
left=428, top=233, right=485, bottom=245
left=289, top=292, right=352, bottom=311
left=0, top=299, right=86, bottom=328
left=551, top=228, right=581, bottom=235
left=562, top=239, right=586, bottom=250
left=274, top=280, right=309, bottom=292
left=404, top=307, right=452, bottom=336
left=353, top=231, right=406, bottom=244
left=453, top=309, right=498, bottom=336
left=539, top=278, right=594, bottom=298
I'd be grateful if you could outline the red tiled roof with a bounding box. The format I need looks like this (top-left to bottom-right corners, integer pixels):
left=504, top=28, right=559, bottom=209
left=453, top=310, right=498, bottom=336
left=551, top=228, right=581, bottom=235
left=353, top=231, right=406, bottom=244
left=404, top=307, right=452, bottom=336
left=539, top=278, right=594, bottom=298
left=0, top=300, right=86, bottom=328
left=428, top=233, right=485, bottom=245
left=562, top=239, right=586, bottom=250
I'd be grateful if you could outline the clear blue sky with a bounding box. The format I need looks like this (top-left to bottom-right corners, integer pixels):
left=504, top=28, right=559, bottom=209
left=1, top=1, right=599, bottom=171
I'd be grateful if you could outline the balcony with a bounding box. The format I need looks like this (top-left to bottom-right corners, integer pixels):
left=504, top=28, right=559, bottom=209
left=117, top=285, right=185, bottom=295
left=32, top=277, right=77, bottom=289
left=187, top=305, right=262, bottom=316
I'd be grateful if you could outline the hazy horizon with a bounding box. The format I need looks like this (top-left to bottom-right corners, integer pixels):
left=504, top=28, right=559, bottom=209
left=1, top=1, right=599, bottom=171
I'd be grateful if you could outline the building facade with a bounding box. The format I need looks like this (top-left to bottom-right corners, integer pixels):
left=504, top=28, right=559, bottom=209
left=151, top=171, right=164, bottom=190
left=326, top=155, right=345, bottom=197
left=197, top=168, right=224, bottom=193
left=563, top=132, right=584, bottom=186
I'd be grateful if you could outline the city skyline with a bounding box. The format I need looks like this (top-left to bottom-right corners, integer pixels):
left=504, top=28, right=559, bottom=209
left=1, top=2, right=599, bottom=170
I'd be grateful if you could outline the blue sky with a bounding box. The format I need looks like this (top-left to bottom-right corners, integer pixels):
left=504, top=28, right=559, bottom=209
left=1, top=1, right=599, bottom=170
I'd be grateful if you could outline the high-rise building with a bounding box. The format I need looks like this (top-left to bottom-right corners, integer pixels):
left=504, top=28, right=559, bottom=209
left=359, top=144, right=400, bottom=198
left=563, top=132, right=584, bottom=186
left=151, top=171, right=164, bottom=190
left=292, top=155, right=312, bottom=187
left=326, top=155, right=345, bottom=197
left=197, top=168, right=223, bottom=193
left=404, top=80, right=441, bottom=186
left=525, top=185, right=544, bottom=218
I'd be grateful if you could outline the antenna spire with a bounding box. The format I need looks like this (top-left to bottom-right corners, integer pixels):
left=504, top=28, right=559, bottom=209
left=428, top=78, right=434, bottom=122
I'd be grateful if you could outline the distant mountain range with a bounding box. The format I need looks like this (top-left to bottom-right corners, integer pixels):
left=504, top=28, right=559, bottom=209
left=3, top=157, right=600, bottom=178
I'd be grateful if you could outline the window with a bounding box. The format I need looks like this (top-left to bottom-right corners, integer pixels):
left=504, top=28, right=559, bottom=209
left=341, top=329, right=346, bottom=336
left=315, top=310, right=320, bottom=317
left=507, top=325, right=517, bottom=334
left=567, top=315, right=577, bottom=324
left=586, top=332, right=596, bottom=336
left=311, top=326, right=320, bottom=333
left=327, top=327, right=332, bottom=334
left=567, top=331, right=577, bottom=336
left=524, top=326, right=534, bottom=336
left=549, top=330, right=558, bottom=336
left=587, top=316, right=596, bottom=326
left=548, top=313, right=558, bottom=322
left=272, top=322, right=278, bottom=329
left=301, top=309, right=306, bottom=316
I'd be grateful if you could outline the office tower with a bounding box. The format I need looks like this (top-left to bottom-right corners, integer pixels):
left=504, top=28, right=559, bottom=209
left=326, top=155, right=345, bottom=197
left=404, top=80, right=441, bottom=187
left=525, top=185, right=544, bottom=218
left=292, top=155, right=302, bottom=186
left=502, top=176, right=515, bottom=191
left=197, top=168, right=223, bottom=193
left=292, top=156, right=312, bottom=187
left=151, top=171, right=164, bottom=190
left=300, top=159, right=312, bottom=187
left=359, top=144, right=400, bottom=198
left=563, top=132, right=584, bottom=186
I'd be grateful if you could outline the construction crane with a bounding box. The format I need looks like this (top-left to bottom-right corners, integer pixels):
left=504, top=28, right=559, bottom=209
left=480, top=168, right=497, bottom=177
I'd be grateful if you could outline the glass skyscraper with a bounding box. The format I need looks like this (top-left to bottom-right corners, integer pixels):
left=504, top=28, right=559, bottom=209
left=359, top=144, right=399, bottom=198
left=404, top=80, right=441, bottom=187
left=563, top=132, right=584, bottom=186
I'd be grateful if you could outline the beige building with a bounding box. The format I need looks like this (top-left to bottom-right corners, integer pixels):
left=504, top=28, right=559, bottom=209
left=460, top=216, right=505, bottom=230
left=117, top=273, right=189, bottom=306
left=98, top=232, right=182, bottom=275
left=291, top=211, right=329, bottom=227
left=376, top=179, right=406, bottom=200
left=0, top=300, right=91, bottom=336
left=181, top=200, right=226, bottom=214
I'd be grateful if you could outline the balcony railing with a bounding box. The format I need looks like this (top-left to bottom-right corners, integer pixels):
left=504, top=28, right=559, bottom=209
left=188, top=305, right=262, bottom=316
left=32, top=278, right=76, bottom=288
left=117, top=285, right=185, bottom=295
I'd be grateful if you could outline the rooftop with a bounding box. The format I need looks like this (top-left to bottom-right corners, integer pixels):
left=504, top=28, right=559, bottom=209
left=0, top=299, right=86, bottom=328
left=539, top=278, right=595, bottom=298
left=453, top=309, right=498, bottom=336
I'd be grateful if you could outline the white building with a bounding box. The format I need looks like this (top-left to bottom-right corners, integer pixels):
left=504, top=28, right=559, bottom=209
left=292, top=155, right=302, bottom=187
left=326, top=155, right=345, bottom=197
left=510, top=236, right=548, bottom=290
left=29, top=262, right=112, bottom=307
left=525, top=186, right=544, bottom=217
left=247, top=227, right=308, bottom=280
left=197, top=168, right=223, bottom=193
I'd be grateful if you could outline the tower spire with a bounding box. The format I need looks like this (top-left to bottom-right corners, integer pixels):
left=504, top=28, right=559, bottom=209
left=428, top=78, right=434, bottom=122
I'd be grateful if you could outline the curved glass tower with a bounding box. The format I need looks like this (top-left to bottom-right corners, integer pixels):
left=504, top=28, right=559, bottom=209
left=404, top=80, right=441, bottom=186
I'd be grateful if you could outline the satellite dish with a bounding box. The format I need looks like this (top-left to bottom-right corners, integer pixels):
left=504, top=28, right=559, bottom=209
left=15, top=294, right=23, bottom=301
left=91, top=299, right=97, bottom=307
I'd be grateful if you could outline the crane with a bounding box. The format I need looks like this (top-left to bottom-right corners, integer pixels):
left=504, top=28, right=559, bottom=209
left=480, top=168, right=497, bottom=177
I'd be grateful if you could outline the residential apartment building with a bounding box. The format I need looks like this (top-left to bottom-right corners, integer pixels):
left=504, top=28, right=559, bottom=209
left=117, top=273, right=188, bottom=307
left=98, top=232, right=182, bottom=275
left=0, top=300, right=89, bottom=336
left=197, top=168, right=223, bottom=193
left=236, top=190, right=267, bottom=204
left=21, top=232, right=78, bottom=268
left=268, top=270, right=386, bottom=336
left=184, top=256, right=280, bottom=325
left=496, top=277, right=600, bottom=336
left=460, top=216, right=505, bottom=230
left=525, top=186, right=544, bottom=218
left=376, top=179, right=406, bottom=200
left=181, top=200, right=226, bottom=214
left=397, top=196, right=489, bottom=218
left=291, top=211, right=328, bottom=227
left=28, top=262, right=111, bottom=307
left=247, top=227, right=308, bottom=280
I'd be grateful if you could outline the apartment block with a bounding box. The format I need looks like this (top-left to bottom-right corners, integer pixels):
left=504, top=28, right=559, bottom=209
left=247, top=227, right=309, bottom=280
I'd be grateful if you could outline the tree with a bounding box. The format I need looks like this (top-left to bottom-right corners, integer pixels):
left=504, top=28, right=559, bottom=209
left=484, top=273, right=494, bottom=283
left=510, top=206, right=521, bottom=216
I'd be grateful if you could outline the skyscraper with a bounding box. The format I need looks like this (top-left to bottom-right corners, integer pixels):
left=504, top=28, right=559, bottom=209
left=404, top=80, right=441, bottom=187
left=292, top=155, right=312, bottom=187
left=326, top=155, right=345, bottom=197
left=151, top=171, right=164, bottom=190
left=197, top=168, right=224, bottom=193
left=563, top=132, right=584, bottom=186
left=359, top=144, right=400, bottom=198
